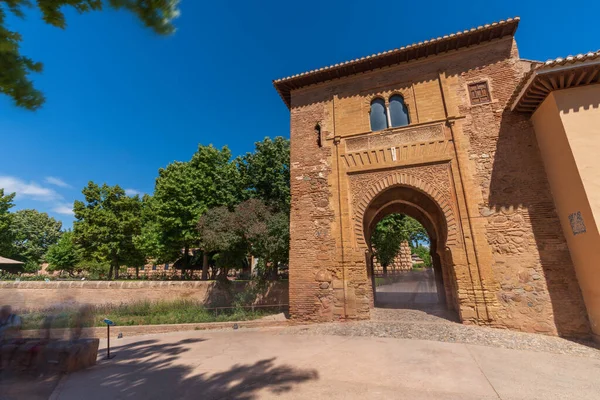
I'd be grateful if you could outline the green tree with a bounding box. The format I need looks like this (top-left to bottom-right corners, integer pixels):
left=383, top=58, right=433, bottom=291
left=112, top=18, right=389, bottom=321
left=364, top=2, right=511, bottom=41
left=0, top=189, right=16, bottom=256
left=149, top=145, right=242, bottom=276
left=133, top=194, right=165, bottom=277
left=73, top=182, right=143, bottom=279
left=10, top=209, right=62, bottom=272
left=237, top=137, right=290, bottom=212
left=371, top=214, right=430, bottom=274
left=370, top=214, right=409, bottom=276
left=235, top=199, right=289, bottom=277
left=197, top=205, right=247, bottom=280
left=1, top=0, right=180, bottom=110
left=46, top=231, right=81, bottom=276
left=404, top=217, right=428, bottom=250
left=413, top=245, right=432, bottom=267
left=197, top=199, right=289, bottom=280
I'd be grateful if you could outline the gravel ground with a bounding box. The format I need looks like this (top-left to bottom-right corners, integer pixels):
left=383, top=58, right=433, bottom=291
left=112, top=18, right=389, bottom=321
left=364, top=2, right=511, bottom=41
left=280, top=308, right=600, bottom=359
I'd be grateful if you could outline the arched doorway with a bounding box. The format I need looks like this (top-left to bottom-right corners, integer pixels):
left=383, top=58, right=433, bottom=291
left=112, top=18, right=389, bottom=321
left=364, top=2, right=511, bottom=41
left=368, top=213, right=440, bottom=309
left=361, top=184, right=458, bottom=314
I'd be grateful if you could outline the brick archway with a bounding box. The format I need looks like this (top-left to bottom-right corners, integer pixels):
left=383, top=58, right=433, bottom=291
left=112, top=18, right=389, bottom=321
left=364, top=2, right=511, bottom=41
left=352, top=172, right=459, bottom=251
left=351, top=171, right=461, bottom=312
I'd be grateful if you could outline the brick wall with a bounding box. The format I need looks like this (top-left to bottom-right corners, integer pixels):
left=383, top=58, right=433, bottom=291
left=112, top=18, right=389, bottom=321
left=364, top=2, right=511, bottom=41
left=0, top=281, right=288, bottom=312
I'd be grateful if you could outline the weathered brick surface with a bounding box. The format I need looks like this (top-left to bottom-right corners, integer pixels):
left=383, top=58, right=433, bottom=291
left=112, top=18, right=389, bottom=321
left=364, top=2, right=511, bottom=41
left=286, top=37, right=590, bottom=337
left=0, top=281, right=288, bottom=311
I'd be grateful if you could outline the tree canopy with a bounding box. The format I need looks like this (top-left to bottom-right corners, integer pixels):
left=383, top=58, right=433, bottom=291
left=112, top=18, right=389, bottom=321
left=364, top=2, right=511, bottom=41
left=73, top=182, right=143, bottom=279
left=0, top=189, right=15, bottom=256
left=237, top=137, right=290, bottom=212
left=371, top=214, right=409, bottom=273
left=10, top=209, right=62, bottom=271
left=198, top=198, right=289, bottom=279
left=1, top=0, right=180, bottom=110
left=143, top=144, right=243, bottom=269
left=370, top=214, right=430, bottom=274
left=46, top=231, right=81, bottom=275
left=1, top=136, right=293, bottom=280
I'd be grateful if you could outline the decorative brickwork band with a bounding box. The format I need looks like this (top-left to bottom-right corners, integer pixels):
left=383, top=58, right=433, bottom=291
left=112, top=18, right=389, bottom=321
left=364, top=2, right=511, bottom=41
left=352, top=171, right=458, bottom=249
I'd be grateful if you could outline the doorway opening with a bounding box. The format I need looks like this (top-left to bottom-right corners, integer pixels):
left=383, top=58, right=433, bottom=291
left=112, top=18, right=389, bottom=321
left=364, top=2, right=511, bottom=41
left=370, top=213, right=439, bottom=309
left=361, top=184, right=457, bottom=316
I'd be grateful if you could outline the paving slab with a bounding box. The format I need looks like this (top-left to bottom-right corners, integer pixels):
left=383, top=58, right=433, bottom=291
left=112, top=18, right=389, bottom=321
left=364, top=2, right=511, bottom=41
left=467, top=343, right=600, bottom=400
left=48, top=327, right=600, bottom=399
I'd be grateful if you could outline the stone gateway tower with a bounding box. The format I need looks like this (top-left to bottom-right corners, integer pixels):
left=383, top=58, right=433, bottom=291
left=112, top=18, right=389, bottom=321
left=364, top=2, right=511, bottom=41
left=274, top=17, right=600, bottom=341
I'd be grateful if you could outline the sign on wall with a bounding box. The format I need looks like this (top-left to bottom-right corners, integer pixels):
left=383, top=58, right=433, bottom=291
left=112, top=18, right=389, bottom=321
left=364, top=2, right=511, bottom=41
left=569, top=211, right=586, bottom=236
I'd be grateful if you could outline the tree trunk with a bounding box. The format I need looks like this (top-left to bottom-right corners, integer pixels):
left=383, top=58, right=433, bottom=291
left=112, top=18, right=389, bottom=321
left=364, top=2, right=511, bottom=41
left=112, top=255, right=119, bottom=280
left=201, top=252, right=209, bottom=280
left=183, top=245, right=189, bottom=278
left=135, top=266, right=139, bottom=279
left=108, top=265, right=114, bottom=281
left=383, top=264, right=388, bottom=276
left=270, top=264, right=278, bottom=281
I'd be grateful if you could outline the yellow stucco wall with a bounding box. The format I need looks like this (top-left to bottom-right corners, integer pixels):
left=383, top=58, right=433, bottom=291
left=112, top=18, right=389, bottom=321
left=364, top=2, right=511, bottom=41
left=554, top=86, right=600, bottom=226
left=532, top=87, right=600, bottom=340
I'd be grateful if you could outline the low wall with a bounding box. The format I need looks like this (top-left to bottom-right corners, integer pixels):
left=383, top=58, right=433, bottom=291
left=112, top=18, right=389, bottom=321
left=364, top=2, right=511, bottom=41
left=0, top=280, right=288, bottom=311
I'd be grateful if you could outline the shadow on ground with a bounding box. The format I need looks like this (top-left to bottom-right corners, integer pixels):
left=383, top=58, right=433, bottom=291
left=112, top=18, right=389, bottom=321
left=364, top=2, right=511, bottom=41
left=60, top=337, right=319, bottom=399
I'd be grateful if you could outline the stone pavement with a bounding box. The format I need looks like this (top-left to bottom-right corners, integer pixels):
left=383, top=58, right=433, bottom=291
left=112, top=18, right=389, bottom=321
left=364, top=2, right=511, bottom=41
left=47, top=326, right=600, bottom=400
left=375, top=269, right=440, bottom=307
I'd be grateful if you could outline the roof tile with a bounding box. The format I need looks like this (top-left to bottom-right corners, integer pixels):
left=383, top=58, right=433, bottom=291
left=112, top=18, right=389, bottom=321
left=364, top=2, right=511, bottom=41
left=273, top=17, right=520, bottom=107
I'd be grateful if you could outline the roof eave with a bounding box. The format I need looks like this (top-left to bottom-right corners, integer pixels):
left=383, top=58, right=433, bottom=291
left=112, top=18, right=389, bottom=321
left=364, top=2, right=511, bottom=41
left=510, top=56, right=600, bottom=114
left=273, top=17, right=520, bottom=109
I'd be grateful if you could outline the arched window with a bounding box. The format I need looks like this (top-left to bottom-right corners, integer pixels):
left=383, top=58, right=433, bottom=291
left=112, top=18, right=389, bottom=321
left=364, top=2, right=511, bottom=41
left=370, top=98, right=388, bottom=131
left=389, top=95, right=410, bottom=127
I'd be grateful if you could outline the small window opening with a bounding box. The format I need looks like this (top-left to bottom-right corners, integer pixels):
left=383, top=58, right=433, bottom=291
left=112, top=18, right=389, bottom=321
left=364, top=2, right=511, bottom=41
left=468, top=81, right=491, bottom=105
left=315, top=124, right=322, bottom=147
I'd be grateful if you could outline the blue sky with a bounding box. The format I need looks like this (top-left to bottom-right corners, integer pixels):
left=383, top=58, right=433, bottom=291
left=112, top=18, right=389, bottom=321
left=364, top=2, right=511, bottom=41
left=1, top=1, right=599, bottom=228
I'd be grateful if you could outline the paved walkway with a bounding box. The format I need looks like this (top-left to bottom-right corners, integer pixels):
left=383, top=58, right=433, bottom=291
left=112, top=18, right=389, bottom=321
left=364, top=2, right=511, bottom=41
left=48, top=326, right=600, bottom=400
left=376, top=269, right=440, bottom=307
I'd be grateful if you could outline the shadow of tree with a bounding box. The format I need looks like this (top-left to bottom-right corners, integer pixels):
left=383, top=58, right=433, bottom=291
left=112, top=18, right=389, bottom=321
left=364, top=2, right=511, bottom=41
left=64, top=337, right=318, bottom=399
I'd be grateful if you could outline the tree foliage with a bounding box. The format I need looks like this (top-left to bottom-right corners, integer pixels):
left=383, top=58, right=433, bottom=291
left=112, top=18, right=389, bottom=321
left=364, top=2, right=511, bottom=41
left=1, top=136, right=294, bottom=281
left=237, top=137, right=290, bottom=212
left=1, top=0, right=180, bottom=110
left=371, top=214, right=430, bottom=274
left=73, top=182, right=143, bottom=279
left=413, top=245, right=432, bottom=267
left=144, top=145, right=243, bottom=270
left=236, top=199, right=289, bottom=269
left=197, top=199, right=289, bottom=279
left=46, top=231, right=81, bottom=275
left=197, top=205, right=248, bottom=277
left=371, top=214, right=409, bottom=273
left=0, top=189, right=16, bottom=256
left=10, top=209, right=62, bottom=271
left=404, top=217, right=428, bottom=250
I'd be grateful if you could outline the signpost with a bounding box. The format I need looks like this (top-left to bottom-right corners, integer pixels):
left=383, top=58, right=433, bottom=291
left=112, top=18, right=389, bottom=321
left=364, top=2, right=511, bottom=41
left=103, top=318, right=115, bottom=359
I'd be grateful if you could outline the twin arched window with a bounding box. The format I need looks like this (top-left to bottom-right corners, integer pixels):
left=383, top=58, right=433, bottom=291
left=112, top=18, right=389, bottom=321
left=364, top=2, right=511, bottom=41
left=370, top=95, right=410, bottom=131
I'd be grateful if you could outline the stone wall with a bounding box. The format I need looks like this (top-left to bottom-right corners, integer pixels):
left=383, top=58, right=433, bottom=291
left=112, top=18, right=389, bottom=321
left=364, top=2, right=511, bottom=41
left=448, top=41, right=589, bottom=336
left=0, top=281, right=288, bottom=312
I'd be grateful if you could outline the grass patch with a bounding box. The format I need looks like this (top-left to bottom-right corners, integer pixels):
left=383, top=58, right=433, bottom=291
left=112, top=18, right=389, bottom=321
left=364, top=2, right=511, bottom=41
left=19, top=300, right=282, bottom=330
